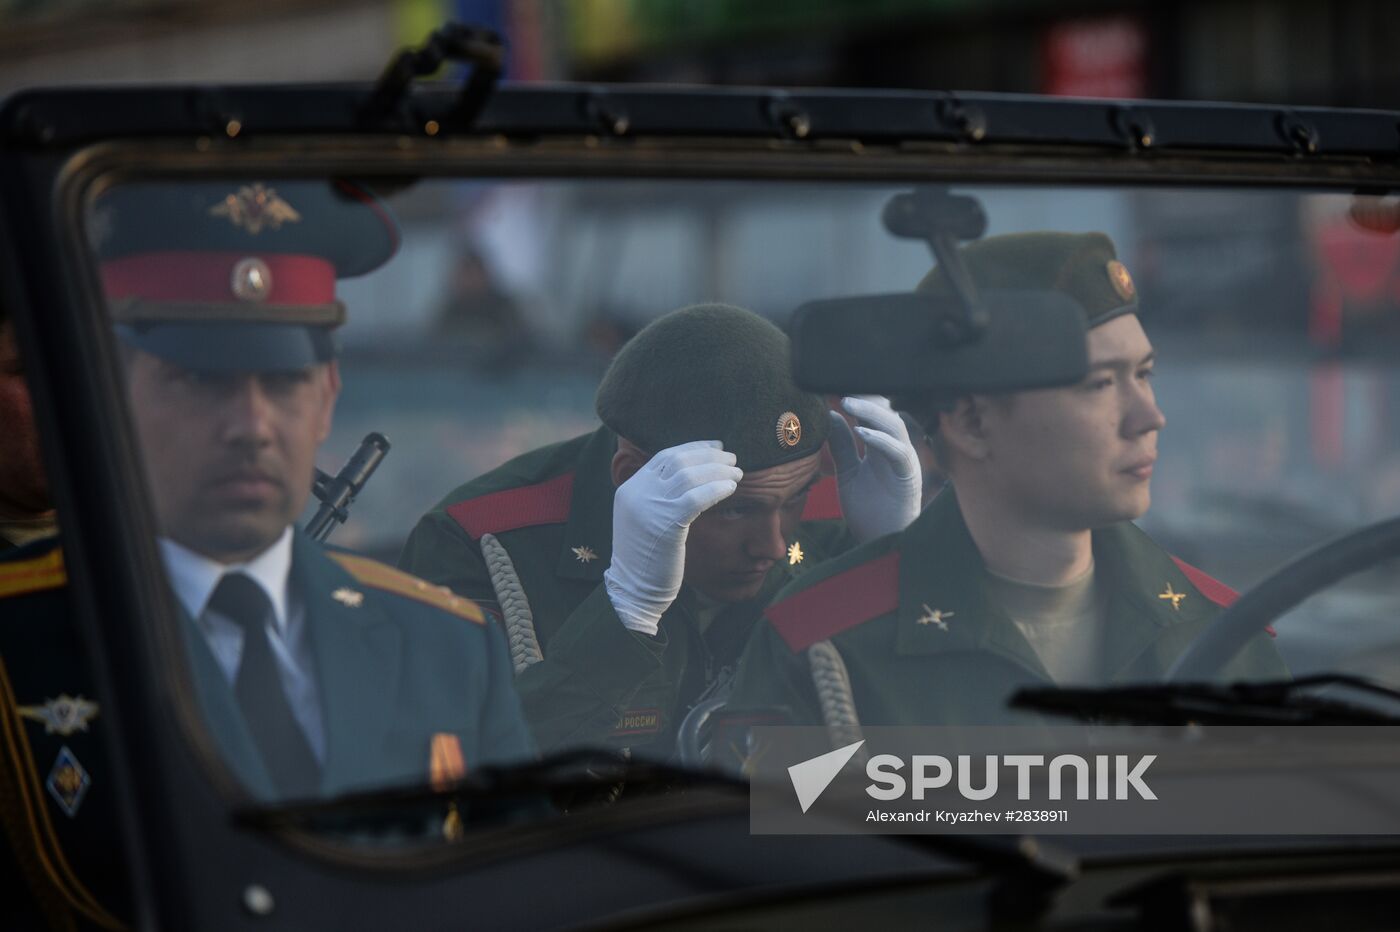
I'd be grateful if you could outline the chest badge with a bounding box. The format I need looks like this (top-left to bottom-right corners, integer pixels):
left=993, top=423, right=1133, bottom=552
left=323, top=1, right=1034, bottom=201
left=46, top=746, right=91, bottom=818
left=916, top=604, right=954, bottom=631
left=787, top=541, right=804, bottom=565
left=332, top=587, right=364, bottom=608
left=18, top=694, right=100, bottom=736
left=1158, top=583, right=1186, bottom=611
left=571, top=545, right=599, bottom=564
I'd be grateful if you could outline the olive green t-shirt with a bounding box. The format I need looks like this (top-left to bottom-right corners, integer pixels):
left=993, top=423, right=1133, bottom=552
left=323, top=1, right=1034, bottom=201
left=984, top=562, right=1107, bottom=684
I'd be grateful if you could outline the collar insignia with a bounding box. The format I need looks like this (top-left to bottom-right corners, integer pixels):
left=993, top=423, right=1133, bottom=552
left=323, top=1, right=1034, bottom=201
left=776, top=411, right=802, bottom=448
left=17, top=694, right=99, bottom=736
left=571, top=545, right=599, bottom=564
left=916, top=604, right=954, bottom=631
left=1158, top=583, right=1186, bottom=611
left=209, top=183, right=302, bottom=235
left=787, top=541, right=804, bottom=565
left=46, top=746, right=91, bottom=818
left=332, top=587, right=365, bottom=608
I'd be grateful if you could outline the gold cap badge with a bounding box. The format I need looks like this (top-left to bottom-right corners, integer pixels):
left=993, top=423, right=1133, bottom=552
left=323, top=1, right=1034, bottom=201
left=776, top=411, right=802, bottom=448
left=230, top=257, right=273, bottom=302
left=1107, top=259, right=1136, bottom=302
left=209, top=183, right=302, bottom=235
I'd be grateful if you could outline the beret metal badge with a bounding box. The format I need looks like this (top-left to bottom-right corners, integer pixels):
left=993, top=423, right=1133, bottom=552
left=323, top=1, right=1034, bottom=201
left=776, top=411, right=802, bottom=448
left=1107, top=259, right=1136, bottom=302
left=231, top=257, right=273, bottom=302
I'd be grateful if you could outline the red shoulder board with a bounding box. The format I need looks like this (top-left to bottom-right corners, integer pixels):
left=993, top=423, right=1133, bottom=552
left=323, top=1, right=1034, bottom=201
left=801, top=475, right=843, bottom=521
left=1171, top=556, right=1276, bottom=638
left=766, top=551, right=900, bottom=653
left=447, top=472, right=574, bottom=540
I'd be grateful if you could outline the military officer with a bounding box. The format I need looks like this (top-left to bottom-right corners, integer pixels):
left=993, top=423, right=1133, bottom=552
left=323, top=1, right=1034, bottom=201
left=400, top=303, right=923, bottom=756
left=0, top=180, right=534, bottom=930
left=724, top=232, right=1288, bottom=737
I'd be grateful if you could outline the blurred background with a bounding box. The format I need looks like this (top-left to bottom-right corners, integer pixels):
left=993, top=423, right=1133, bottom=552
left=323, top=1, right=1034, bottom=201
left=3, top=0, right=1400, bottom=105
left=16, top=1, right=1400, bottom=677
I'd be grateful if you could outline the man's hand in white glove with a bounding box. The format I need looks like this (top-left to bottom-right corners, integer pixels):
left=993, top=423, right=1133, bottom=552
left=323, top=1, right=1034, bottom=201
left=827, top=395, right=922, bottom=543
left=604, top=440, right=743, bottom=636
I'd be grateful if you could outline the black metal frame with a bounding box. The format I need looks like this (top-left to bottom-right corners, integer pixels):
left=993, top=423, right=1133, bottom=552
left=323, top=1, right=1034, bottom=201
left=5, top=78, right=1400, bottom=930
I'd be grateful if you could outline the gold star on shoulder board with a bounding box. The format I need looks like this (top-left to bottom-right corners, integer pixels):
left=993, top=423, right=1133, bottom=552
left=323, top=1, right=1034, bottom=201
left=571, top=545, right=599, bottom=564
left=332, top=587, right=364, bottom=608
left=916, top=604, right=954, bottom=631
left=1158, top=583, right=1186, bottom=611
left=787, top=541, right=804, bottom=565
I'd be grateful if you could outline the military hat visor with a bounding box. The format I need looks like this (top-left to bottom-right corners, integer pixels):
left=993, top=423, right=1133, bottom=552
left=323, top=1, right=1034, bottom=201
left=115, top=321, right=336, bottom=372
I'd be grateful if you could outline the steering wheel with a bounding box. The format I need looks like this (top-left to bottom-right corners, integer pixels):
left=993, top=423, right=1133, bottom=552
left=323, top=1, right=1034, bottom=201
left=1167, top=514, right=1400, bottom=681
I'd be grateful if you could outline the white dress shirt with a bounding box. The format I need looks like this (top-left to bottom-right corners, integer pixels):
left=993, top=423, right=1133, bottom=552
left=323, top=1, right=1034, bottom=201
left=160, top=528, right=327, bottom=763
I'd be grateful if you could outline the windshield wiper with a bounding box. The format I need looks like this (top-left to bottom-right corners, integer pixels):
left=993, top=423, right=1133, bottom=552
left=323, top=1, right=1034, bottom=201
left=234, top=748, right=747, bottom=834
left=1011, top=674, right=1400, bottom=725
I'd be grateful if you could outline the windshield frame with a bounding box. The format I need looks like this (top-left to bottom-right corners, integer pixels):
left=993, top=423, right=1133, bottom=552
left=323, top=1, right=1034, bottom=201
left=10, top=96, right=1400, bottom=924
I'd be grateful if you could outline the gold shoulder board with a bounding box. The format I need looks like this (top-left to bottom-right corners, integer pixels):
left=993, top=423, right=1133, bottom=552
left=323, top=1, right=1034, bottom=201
left=324, top=553, right=484, bottom=624
left=0, top=547, right=66, bottom=600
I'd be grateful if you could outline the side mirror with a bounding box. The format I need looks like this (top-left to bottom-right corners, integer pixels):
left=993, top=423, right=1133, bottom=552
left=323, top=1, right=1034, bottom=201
left=789, top=290, right=1089, bottom=396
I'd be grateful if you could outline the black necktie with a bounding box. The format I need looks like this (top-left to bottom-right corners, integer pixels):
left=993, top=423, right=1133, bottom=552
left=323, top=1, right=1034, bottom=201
left=207, top=573, right=320, bottom=798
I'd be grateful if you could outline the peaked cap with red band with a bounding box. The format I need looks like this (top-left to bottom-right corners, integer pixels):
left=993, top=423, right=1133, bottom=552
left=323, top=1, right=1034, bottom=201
left=97, top=179, right=398, bottom=371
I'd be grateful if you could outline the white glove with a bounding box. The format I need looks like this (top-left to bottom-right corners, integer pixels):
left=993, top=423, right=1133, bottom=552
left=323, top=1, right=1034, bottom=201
left=604, top=440, right=743, bottom=636
left=828, top=395, right=922, bottom=543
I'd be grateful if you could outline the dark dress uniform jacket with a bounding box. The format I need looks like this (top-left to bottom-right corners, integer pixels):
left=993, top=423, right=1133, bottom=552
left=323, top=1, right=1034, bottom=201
left=400, top=426, right=853, bottom=756
left=0, top=533, right=534, bottom=931
left=727, top=489, right=1289, bottom=729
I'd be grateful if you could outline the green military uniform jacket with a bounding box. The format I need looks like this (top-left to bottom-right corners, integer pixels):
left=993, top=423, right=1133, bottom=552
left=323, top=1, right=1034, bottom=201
left=0, top=534, right=535, bottom=931
left=400, top=426, right=853, bottom=756
left=726, top=489, right=1289, bottom=730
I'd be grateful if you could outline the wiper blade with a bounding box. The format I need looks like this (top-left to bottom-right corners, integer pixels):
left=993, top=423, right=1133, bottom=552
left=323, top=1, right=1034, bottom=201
left=1011, top=674, right=1400, bottom=725
left=235, top=748, right=746, bottom=833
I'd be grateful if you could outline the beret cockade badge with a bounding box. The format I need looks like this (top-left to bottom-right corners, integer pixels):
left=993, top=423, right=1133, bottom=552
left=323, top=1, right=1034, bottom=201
left=776, top=411, right=802, bottom=448
left=1106, top=259, right=1136, bottom=302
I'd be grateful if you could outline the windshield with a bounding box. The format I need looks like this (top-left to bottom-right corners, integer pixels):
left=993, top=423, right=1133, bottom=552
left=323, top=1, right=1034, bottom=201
left=74, top=173, right=1400, bottom=830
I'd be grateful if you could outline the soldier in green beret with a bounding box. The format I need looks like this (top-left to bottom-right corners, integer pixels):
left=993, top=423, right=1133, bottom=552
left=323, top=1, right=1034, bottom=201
left=400, top=303, right=923, bottom=756
left=724, top=232, right=1288, bottom=741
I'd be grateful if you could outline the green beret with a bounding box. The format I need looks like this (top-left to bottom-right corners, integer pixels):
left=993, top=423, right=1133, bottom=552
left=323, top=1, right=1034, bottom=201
left=917, top=231, right=1137, bottom=328
left=596, top=303, right=829, bottom=472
